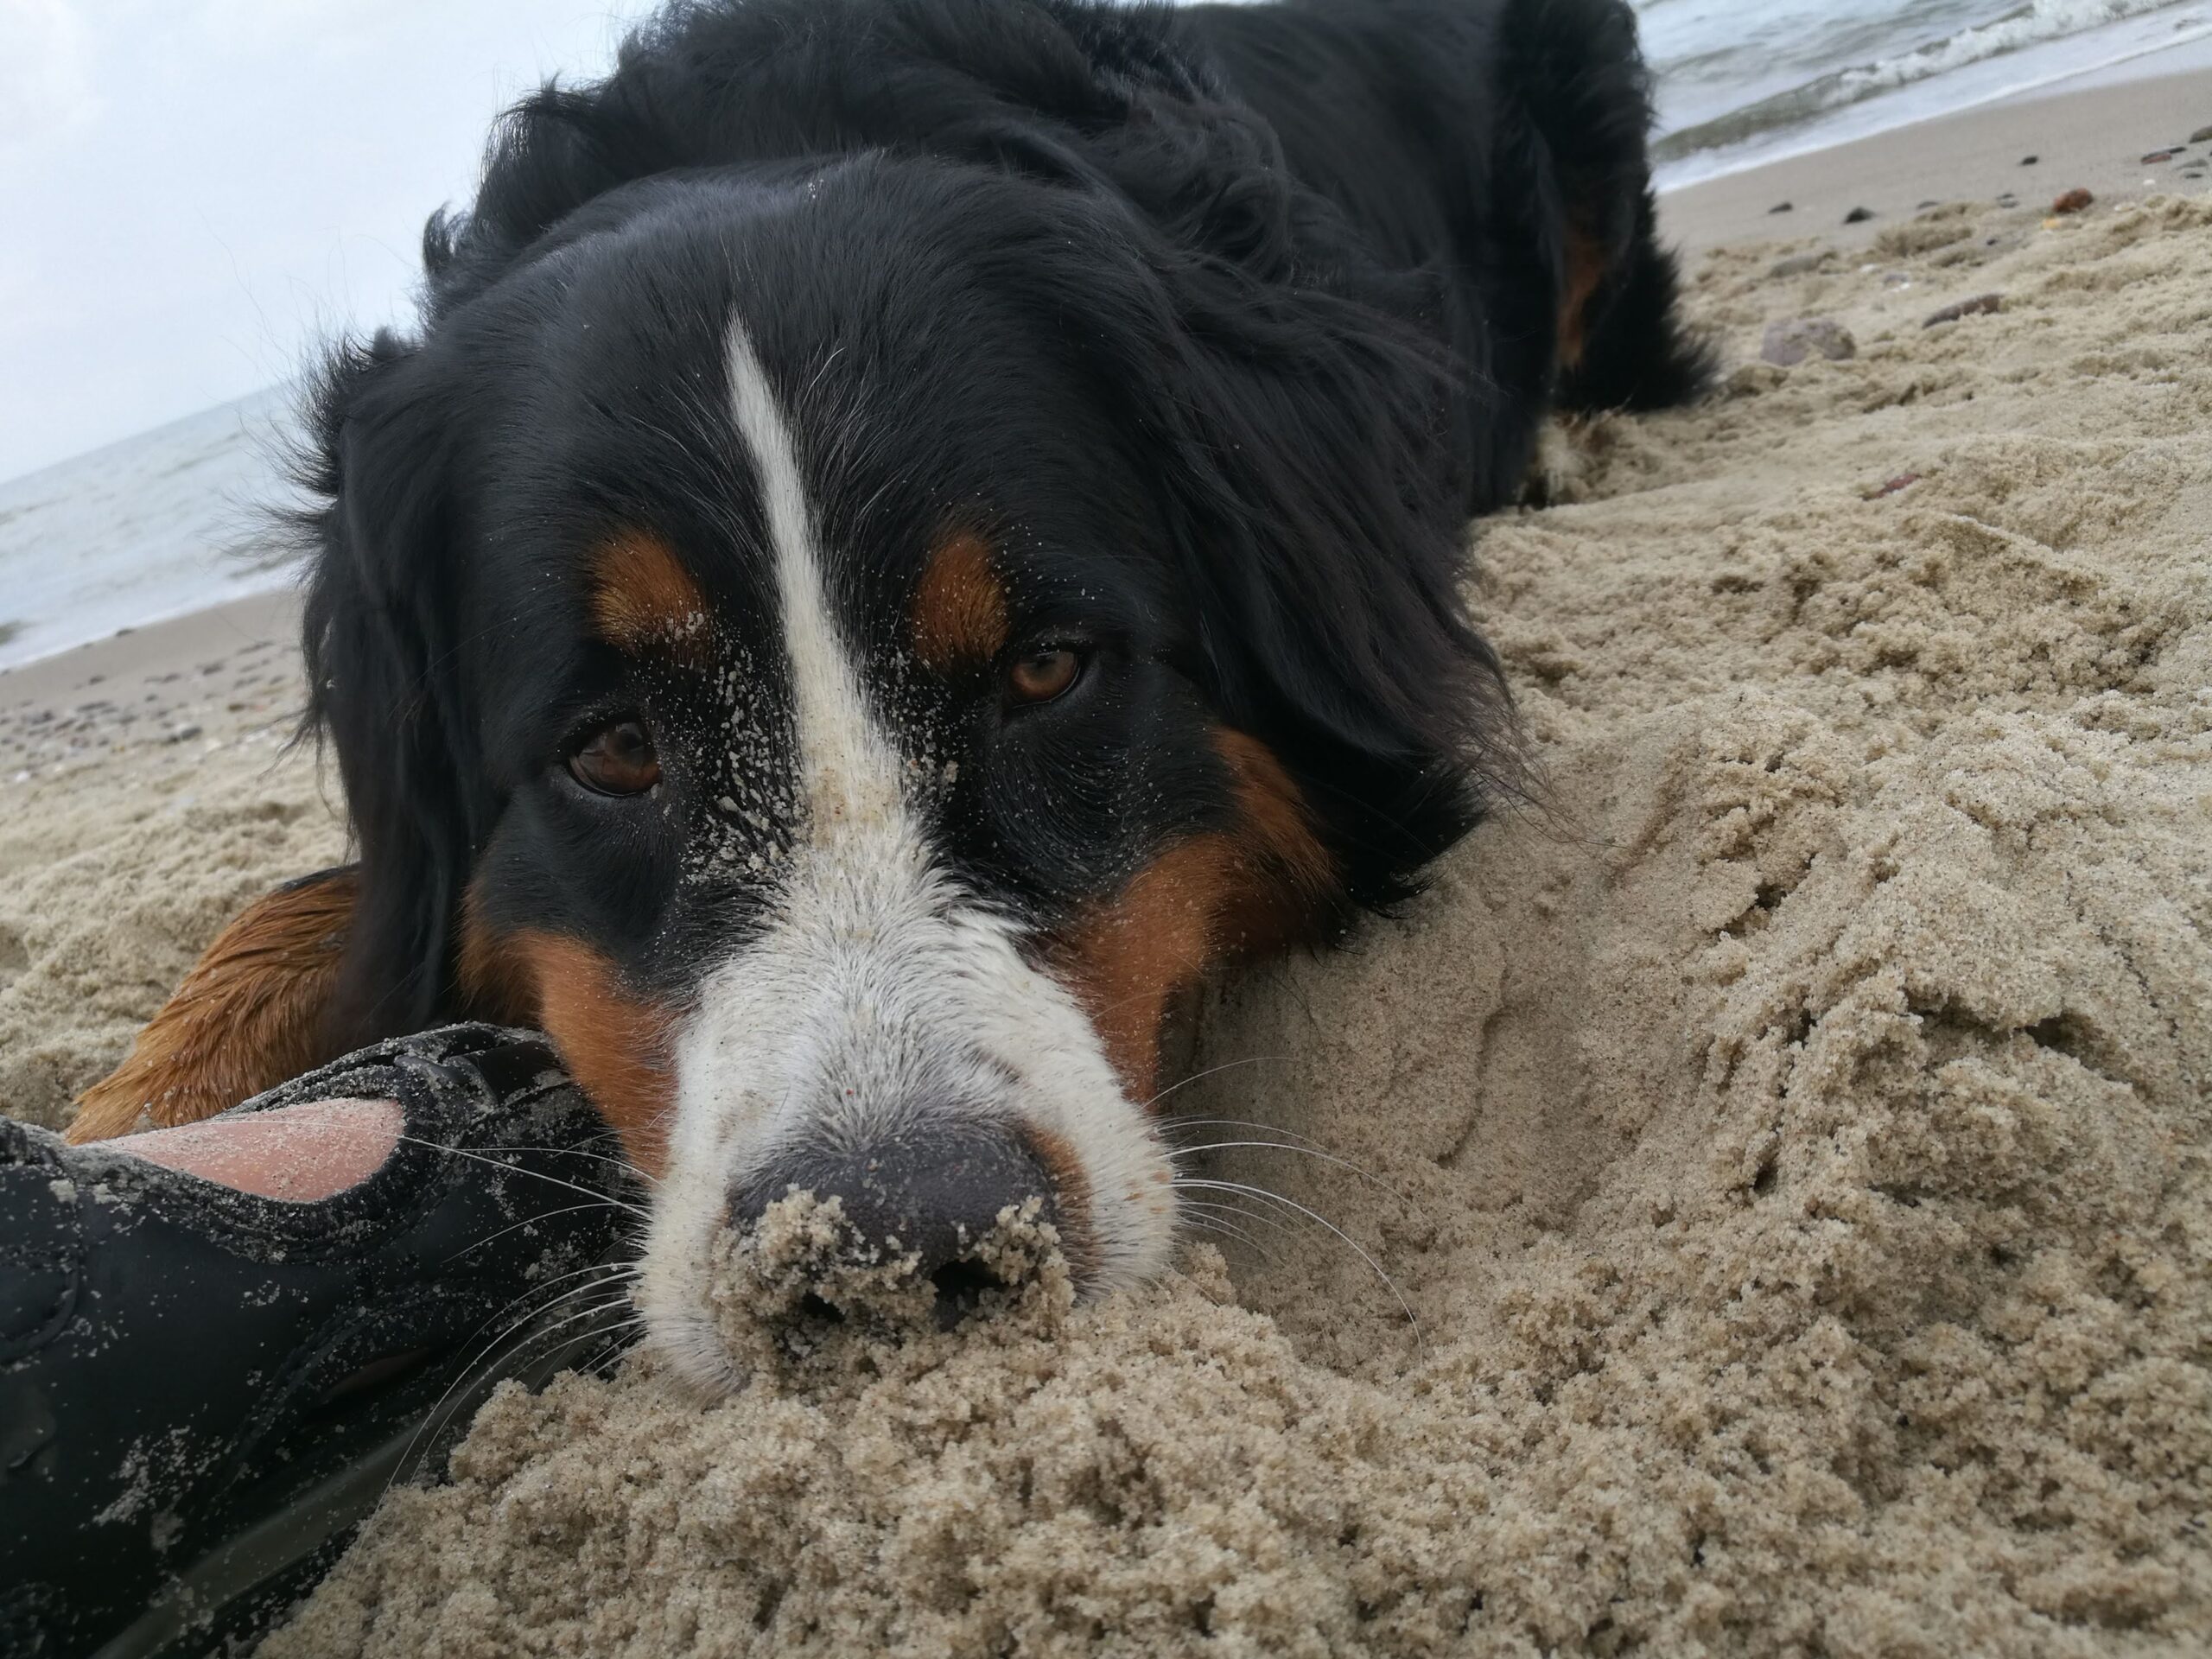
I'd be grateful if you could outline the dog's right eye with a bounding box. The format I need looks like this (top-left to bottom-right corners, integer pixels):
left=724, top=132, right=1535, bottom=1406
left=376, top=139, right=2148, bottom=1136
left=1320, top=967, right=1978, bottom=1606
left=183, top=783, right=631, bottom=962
left=567, top=719, right=661, bottom=797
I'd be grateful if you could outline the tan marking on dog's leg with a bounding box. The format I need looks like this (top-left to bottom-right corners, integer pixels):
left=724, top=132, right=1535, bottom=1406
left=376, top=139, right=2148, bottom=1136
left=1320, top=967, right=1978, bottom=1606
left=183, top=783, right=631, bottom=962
left=1557, top=223, right=1609, bottom=372
left=68, top=868, right=361, bottom=1143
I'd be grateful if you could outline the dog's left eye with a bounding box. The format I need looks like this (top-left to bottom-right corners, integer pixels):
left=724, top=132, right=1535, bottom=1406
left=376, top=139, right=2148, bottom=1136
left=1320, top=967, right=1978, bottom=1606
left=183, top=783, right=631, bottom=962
left=568, top=719, right=662, bottom=796
left=1006, top=646, right=1082, bottom=705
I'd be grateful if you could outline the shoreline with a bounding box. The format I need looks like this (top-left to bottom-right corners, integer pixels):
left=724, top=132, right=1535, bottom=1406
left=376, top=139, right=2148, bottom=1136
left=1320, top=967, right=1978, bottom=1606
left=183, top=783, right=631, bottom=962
left=1661, top=60, right=2212, bottom=253
left=0, top=587, right=301, bottom=727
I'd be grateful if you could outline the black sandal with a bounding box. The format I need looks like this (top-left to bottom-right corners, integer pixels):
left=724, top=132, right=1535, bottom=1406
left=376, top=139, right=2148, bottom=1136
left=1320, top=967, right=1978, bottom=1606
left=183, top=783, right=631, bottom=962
left=0, top=1026, right=642, bottom=1659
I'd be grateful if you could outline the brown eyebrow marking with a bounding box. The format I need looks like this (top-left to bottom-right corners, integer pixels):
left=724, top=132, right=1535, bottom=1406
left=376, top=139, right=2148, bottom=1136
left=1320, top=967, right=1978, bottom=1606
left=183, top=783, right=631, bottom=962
left=589, top=529, right=713, bottom=664
left=912, top=530, right=1010, bottom=672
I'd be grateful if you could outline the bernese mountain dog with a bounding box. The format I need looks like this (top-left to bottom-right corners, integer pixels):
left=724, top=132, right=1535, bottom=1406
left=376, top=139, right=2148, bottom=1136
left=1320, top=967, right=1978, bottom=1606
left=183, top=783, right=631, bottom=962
left=73, top=0, right=1706, bottom=1385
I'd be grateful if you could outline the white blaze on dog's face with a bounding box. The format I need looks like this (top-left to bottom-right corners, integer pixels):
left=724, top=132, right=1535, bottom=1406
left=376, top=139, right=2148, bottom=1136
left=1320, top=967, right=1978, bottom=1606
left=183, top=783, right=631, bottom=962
left=632, top=323, right=1179, bottom=1391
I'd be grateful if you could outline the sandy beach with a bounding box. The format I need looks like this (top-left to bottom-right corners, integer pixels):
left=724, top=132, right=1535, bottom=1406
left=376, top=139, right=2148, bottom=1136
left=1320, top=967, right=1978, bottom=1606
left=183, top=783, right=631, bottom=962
left=7, top=59, right=2210, bottom=1657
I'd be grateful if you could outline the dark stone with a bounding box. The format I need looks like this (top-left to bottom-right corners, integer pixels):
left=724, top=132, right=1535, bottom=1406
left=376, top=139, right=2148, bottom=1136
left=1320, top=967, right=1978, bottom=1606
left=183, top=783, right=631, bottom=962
left=2051, top=188, right=2094, bottom=214
left=1923, top=293, right=2003, bottom=327
left=2020, top=155, right=2038, bottom=165
left=1761, top=316, right=1857, bottom=365
left=1916, top=198, right=1938, bottom=209
left=1843, top=206, right=1875, bottom=224
left=1769, top=200, right=1794, bottom=213
left=2142, top=148, right=2183, bottom=163
left=2191, top=125, right=2212, bottom=144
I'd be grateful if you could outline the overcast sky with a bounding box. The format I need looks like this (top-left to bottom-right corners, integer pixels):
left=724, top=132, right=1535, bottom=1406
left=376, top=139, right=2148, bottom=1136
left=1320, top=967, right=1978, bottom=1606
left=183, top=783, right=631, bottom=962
left=0, top=0, right=667, bottom=482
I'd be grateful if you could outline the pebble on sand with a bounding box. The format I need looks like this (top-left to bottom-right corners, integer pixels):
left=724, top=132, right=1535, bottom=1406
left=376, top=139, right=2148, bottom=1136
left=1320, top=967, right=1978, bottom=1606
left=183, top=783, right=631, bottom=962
left=1769, top=201, right=1794, bottom=213
left=1923, top=293, right=2003, bottom=327
left=2051, top=188, right=2094, bottom=214
left=2143, top=148, right=2183, bottom=164
left=1866, top=473, right=1923, bottom=499
left=1844, top=206, right=1875, bottom=224
left=2192, top=125, right=2212, bottom=144
left=1762, top=317, right=1857, bottom=365
left=2020, top=154, right=2039, bottom=165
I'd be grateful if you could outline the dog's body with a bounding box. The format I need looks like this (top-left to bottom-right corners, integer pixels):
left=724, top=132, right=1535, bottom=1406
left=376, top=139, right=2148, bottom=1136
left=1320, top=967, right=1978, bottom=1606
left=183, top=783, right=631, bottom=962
left=75, top=0, right=1704, bottom=1385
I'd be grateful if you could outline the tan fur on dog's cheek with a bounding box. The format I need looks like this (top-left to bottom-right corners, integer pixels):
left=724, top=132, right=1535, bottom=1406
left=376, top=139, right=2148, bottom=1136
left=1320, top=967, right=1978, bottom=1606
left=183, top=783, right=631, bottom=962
left=507, top=931, right=678, bottom=1180
left=1046, top=729, right=1340, bottom=1108
left=455, top=879, right=543, bottom=1028
left=69, top=868, right=359, bottom=1142
left=1049, top=836, right=1237, bottom=1105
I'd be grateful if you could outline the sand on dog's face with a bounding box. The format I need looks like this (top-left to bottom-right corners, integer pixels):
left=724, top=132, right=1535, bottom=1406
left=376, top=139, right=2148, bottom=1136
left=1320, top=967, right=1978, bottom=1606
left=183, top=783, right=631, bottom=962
left=11, top=195, right=2210, bottom=1655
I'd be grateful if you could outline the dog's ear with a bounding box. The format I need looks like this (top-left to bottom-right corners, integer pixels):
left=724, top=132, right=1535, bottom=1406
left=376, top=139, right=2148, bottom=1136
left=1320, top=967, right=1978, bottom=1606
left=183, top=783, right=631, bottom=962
left=1011, top=178, right=1518, bottom=906
left=296, top=334, right=496, bottom=1051
left=68, top=868, right=360, bottom=1141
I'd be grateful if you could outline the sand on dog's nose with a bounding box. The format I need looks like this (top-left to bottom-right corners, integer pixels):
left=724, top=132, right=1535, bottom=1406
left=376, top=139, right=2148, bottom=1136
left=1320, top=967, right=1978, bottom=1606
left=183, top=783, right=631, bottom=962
left=707, top=1190, right=1076, bottom=1382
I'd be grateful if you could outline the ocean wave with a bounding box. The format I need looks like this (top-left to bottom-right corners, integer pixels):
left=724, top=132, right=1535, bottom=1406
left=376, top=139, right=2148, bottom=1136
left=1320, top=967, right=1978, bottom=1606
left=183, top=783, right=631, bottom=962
left=1654, top=0, right=2191, bottom=158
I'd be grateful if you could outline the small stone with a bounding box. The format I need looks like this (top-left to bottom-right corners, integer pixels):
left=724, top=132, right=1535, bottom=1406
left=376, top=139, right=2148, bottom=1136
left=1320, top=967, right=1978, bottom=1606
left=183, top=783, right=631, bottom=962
left=2191, top=125, right=2212, bottom=144
left=2020, top=155, right=2039, bottom=166
left=1761, top=316, right=1857, bottom=366
left=1916, top=198, right=1938, bottom=209
left=1843, top=206, right=1875, bottom=224
left=2142, top=148, right=2183, bottom=163
left=164, top=724, right=203, bottom=744
left=1767, top=250, right=1834, bottom=277
left=2051, top=188, right=2094, bottom=214
left=1769, top=200, right=1794, bottom=213
left=1866, top=473, right=1923, bottom=499
left=1923, top=292, right=2003, bottom=327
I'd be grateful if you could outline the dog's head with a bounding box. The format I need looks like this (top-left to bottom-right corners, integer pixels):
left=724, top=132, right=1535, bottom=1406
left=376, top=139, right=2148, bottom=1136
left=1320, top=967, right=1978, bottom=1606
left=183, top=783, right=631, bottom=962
left=300, top=119, right=1507, bottom=1382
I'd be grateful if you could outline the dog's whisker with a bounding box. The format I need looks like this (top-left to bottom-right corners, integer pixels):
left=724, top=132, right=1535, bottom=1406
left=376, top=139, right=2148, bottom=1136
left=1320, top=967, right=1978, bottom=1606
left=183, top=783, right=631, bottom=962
left=1141, top=1054, right=1290, bottom=1112
left=441, top=1200, right=638, bottom=1266
left=391, top=1274, right=640, bottom=1502
left=391, top=1135, right=652, bottom=1217
left=1174, top=1200, right=1285, bottom=1266
left=1164, top=1138, right=1421, bottom=1213
left=1171, top=1176, right=1426, bottom=1362
left=458, top=1141, right=662, bottom=1190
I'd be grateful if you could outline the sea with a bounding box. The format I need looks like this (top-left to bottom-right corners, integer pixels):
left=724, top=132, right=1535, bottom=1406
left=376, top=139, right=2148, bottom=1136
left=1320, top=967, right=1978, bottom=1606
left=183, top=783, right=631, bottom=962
left=4, top=0, right=2209, bottom=675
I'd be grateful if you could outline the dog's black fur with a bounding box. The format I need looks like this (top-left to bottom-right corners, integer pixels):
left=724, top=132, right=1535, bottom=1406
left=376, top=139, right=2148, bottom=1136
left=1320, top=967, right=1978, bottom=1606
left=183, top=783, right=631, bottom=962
left=294, top=0, right=1707, bottom=1056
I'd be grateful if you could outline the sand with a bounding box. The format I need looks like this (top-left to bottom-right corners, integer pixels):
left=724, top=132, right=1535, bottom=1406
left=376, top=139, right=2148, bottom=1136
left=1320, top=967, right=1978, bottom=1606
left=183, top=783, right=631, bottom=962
left=5, top=87, right=2209, bottom=1659
left=0, top=589, right=339, bottom=1133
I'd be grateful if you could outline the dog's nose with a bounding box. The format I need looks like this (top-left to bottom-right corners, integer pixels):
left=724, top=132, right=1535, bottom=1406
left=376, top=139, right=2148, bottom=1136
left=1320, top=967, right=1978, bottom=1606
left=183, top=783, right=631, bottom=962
left=731, top=1125, right=1059, bottom=1325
